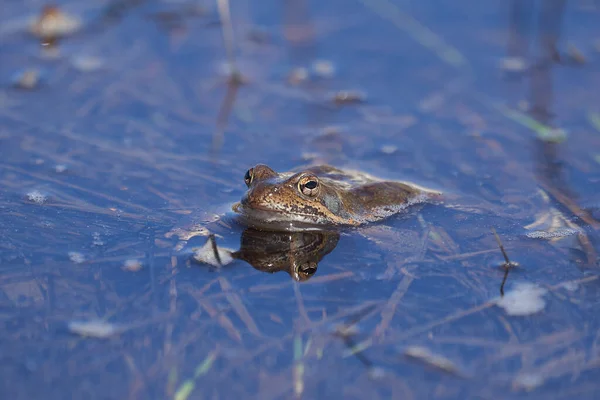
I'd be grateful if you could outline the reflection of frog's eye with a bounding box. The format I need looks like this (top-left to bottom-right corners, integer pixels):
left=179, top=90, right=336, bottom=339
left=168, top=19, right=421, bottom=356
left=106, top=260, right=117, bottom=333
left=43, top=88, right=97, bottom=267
left=295, top=261, right=318, bottom=281
left=298, top=176, right=319, bottom=197
left=244, top=168, right=254, bottom=187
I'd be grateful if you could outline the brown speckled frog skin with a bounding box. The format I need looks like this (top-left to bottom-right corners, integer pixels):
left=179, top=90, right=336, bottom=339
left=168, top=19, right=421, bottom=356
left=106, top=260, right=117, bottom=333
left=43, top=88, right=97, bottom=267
left=232, top=164, right=441, bottom=231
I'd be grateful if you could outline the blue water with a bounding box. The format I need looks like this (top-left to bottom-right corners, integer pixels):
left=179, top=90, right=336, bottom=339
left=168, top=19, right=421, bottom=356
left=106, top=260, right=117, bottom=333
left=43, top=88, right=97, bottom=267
left=1, top=0, right=599, bottom=398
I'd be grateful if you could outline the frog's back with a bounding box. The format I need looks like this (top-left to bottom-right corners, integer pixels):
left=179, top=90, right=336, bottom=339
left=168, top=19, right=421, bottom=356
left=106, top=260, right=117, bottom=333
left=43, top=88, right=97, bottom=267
left=302, top=165, right=441, bottom=224
left=345, top=181, right=439, bottom=223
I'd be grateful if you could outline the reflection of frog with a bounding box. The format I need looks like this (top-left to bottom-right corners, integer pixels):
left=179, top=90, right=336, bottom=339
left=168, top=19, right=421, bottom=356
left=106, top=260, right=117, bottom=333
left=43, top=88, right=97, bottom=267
left=233, top=164, right=441, bottom=231
left=232, top=229, right=340, bottom=281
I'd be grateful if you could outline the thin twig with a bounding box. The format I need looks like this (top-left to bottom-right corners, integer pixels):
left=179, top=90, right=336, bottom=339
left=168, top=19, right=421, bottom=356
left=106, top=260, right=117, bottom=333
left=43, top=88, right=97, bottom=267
left=491, top=227, right=511, bottom=265
left=500, top=268, right=510, bottom=297
left=217, top=0, right=243, bottom=83
left=209, top=234, right=223, bottom=266
left=491, top=228, right=518, bottom=297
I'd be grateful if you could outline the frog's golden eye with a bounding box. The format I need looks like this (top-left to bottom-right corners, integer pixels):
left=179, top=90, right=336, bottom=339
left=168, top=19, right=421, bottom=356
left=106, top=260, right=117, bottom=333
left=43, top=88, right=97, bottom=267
left=298, top=176, right=319, bottom=197
left=244, top=168, right=254, bottom=187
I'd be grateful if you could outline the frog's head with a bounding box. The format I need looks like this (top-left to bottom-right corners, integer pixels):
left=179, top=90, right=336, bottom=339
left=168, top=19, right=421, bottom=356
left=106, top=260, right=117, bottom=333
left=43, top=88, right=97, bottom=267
left=233, top=164, right=349, bottom=230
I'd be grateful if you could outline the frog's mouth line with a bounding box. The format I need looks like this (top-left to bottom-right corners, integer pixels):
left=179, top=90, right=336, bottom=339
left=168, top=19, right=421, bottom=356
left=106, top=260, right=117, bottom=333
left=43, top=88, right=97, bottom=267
left=233, top=202, right=329, bottom=224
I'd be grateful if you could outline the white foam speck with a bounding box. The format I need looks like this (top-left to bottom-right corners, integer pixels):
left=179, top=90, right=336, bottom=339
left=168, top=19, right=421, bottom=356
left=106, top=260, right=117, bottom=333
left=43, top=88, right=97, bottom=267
left=526, top=228, right=580, bottom=239
left=193, top=239, right=234, bottom=267
left=380, top=145, right=398, bottom=154
left=92, top=232, right=104, bottom=246
left=68, top=251, right=86, bottom=264
left=26, top=190, right=47, bottom=204
left=68, top=319, right=120, bottom=338
left=560, top=281, right=579, bottom=292
left=311, top=59, right=336, bottom=78
left=513, top=372, right=545, bottom=391
left=71, top=55, right=104, bottom=72
left=495, top=282, right=548, bottom=316
left=368, top=366, right=386, bottom=380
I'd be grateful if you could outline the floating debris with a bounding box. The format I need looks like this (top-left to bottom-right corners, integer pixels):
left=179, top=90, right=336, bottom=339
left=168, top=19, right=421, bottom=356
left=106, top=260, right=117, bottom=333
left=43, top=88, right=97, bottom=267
left=493, top=103, right=568, bottom=143
left=192, top=237, right=234, bottom=267
left=311, top=59, right=336, bottom=78
left=494, top=282, right=548, bottom=316
left=29, top=5, right=82, bottom=42
left=500, top=56, right=528, bottom=73
left=71, top=55, right=104, bottom=72
left=92, top=232, right=104, bottom=247
left=367, top=366, right=386, bottom=380
left=174, top=350, right=218, bottom=400
left=539, top=127, right=567, bottom=143
left=331, top=90, right=366, bottom=105
left=122, top=259, right=143, bottom=272
left=12, top=69, right=42, bottom=90
left=319, top=125, right=343, bottom=137
left=68, top=319, right=121, bottom=338
left=68, top=251, right=86, bottom=264
left=526, top=227, right=581, bottom=239
left=404, top=346, right=463, bottom=375
left=25, top=189, right=47, bottom=204
left=380, top=145, right=398, bottom=155
left=288, top=67, right=309, bottom=85
left=513, top=372, right=545, bottom=391
left=54, top=164, right=67, bottom=173
left=165, top=224, right=211, bottom=241
left=560, top=281, right=579, bottom=292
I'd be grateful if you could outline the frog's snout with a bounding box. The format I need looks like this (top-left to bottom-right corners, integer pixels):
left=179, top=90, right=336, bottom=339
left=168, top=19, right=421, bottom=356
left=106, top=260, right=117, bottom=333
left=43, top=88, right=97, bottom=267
left=240, top=189, right=264, bottom=209
left=240, top=184, right=271, bottom=208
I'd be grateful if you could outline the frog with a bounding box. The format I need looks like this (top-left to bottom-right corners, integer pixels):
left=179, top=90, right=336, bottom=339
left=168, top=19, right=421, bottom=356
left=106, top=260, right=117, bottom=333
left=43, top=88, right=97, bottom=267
left=232, top=164, right=442, bottom=231
left=175, top=163, right=598, bottom=277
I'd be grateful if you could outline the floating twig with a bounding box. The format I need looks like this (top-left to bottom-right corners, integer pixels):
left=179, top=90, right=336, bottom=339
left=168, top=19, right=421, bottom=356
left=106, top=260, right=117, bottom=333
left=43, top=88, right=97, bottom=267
left=491, top=227, right=519, bottom=296
left=209, top=233, right=223, bottom=266
left=404, top=346, right=465, bottom=377
left=491, top=227, right=511, bottom=266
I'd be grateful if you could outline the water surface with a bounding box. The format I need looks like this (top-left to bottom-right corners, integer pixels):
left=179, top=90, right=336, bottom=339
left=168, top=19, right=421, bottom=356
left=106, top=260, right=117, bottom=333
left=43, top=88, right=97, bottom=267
left=1, top=0, right=599, bottom=399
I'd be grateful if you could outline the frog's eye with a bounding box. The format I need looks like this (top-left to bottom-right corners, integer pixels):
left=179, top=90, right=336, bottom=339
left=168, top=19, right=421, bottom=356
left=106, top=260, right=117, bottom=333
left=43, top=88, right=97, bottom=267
left=244, top=168, right=254, bottom=187
left=298, top=176, right=320, bottom=197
